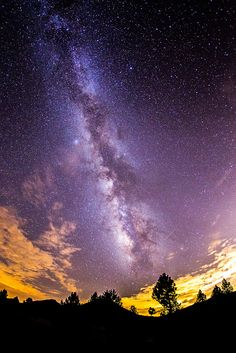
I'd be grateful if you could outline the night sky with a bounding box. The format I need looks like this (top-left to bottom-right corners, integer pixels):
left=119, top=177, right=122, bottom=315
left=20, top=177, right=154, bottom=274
left=1, top=0, right=236, bottom=312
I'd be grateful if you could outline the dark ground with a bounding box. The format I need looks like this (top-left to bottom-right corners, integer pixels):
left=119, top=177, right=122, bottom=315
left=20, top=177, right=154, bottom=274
left=0, top=293, right=235, bottom=349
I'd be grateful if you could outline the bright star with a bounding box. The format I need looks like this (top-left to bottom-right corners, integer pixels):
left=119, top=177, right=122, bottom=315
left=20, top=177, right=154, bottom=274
left=73, top=139, right=79, bottom=145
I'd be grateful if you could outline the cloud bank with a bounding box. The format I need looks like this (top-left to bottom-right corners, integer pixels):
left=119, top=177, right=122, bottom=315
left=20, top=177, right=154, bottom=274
left=0, top=206, right=80, bottom=300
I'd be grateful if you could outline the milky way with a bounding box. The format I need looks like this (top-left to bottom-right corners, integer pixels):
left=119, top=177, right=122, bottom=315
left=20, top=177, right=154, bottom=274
left=1, top=1, right=236, bottom=302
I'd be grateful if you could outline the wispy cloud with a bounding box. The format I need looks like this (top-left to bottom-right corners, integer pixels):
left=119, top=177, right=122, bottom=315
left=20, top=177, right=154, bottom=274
left=22, top=169, right=55, bottom=208
left=122, top=236, right=236, bottom=315
left=35, top=216, right=81, bottom=287
left=0, top=206, right=80, bottom=300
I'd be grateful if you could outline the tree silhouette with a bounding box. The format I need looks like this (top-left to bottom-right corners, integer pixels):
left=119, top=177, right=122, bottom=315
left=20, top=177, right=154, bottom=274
left=63, top=292, right=80, bottom=306
left=211, top=285, right=222, bottom=298
left=152, top=273, right=180, bottom=315
left=130, top=305, right=138, bottom=314
left=90, top=292, right=99, bottom=302
left=0, top=289, right=8, bottom=303
left=195, top=289, right=206, bottom=303
left=148, top=307, right=156, bottom=316
left=100, top=289, right=122, bottom=306
left=221, top=278, right=233, bottom=294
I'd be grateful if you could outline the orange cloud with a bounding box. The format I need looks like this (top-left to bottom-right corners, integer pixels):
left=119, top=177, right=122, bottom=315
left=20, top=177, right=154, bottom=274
left=122, top=236, right=236, bottom=316
left=0, top=206, right=81, bottom=301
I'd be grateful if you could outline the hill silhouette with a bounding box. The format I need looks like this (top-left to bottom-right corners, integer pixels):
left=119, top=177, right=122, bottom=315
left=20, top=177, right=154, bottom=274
left=0, top=293, right=235, bottom=349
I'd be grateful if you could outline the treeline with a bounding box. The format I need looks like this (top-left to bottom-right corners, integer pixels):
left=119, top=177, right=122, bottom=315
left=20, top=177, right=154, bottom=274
left=0, top=288, right=122, bottom=307
left=60, top=289, right=122, bottom=307
left=148, top=273, right=234, bottom=316
left=0, top=274, right=234, bottom=317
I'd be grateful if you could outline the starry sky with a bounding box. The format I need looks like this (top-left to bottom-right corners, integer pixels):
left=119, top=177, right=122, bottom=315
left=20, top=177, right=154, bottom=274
left=1, top=0, right=236, bottom=311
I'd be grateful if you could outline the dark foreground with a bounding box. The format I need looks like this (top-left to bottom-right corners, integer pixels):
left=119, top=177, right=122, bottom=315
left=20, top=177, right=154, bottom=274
left=0, top=293, right=235, bottom=349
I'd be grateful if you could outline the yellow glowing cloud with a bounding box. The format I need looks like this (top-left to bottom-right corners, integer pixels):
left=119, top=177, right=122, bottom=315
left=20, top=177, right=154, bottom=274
left=0, top=207, right=80, bottom=300
left=122, top=236, right=236, bottom=316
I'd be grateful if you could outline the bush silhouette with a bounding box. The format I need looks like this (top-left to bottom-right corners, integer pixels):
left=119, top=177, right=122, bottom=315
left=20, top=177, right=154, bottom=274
left=23, top=297, right=33, bottom=304
left=10, top=296, right=19, bottom=304
left=148, top=307, right=156, bottom=316
left=130, top=305, right=138, bottom=314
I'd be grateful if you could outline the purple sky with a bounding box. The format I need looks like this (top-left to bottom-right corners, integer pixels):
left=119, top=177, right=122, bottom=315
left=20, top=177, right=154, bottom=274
left=0, top=0, right=236, bottom=302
